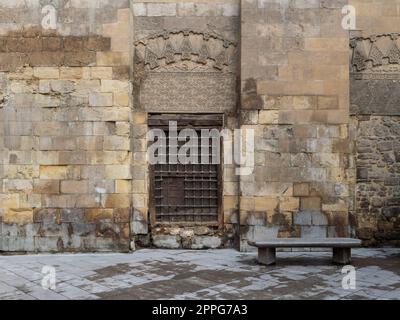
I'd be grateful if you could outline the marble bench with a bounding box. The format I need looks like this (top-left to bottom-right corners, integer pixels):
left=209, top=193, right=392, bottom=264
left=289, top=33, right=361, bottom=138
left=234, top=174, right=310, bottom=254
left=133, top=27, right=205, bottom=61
left=248, top=238, right=362, bottom=265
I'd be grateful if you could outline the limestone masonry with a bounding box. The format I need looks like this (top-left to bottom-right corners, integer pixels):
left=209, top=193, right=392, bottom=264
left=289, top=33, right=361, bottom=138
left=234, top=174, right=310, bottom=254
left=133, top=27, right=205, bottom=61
left=0, top=0, right=399, bottom=252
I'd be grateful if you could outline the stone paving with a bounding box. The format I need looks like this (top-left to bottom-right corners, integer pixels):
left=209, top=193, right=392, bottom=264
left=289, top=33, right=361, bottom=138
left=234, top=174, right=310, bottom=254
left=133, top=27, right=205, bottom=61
left=0, top=248, right=399, bottom=300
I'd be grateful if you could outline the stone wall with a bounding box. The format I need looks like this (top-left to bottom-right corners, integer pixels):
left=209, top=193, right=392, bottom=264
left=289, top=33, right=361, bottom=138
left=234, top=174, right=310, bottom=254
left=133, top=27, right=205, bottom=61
left=0, top=0, right=399, bottom=252
left=239, top=0, right=352, bottom=251
left=353, top=116, right=400, bottom=245
left=349, top=0, right=400, bottom=245
left=0, top=0, right=133, bottom=252
left=130, top=0, right=241, bottom=249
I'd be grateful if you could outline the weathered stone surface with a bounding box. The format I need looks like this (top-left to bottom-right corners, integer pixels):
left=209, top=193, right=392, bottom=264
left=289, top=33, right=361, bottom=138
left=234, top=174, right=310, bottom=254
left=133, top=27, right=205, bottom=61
left=353, top=116, right=400, bottom=244
left=152, top=235, right=181, bottom=249
left=0, top=4, right=130, bottom=253
left=0, top=0, right=399, bottom=253
left=140, top=73, right=236, bottom=112
left=190, top=236, right=222, bottom=249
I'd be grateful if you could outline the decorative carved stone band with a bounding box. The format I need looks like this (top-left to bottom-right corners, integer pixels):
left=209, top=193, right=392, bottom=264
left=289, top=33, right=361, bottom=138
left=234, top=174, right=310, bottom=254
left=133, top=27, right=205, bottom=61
left=140, top=72, right=236, bottom=113
left=350, top=33, right=400, bottom=73
left=134, top=29, right=237, bottom=72
left=350, top=33, right=400, bottom=116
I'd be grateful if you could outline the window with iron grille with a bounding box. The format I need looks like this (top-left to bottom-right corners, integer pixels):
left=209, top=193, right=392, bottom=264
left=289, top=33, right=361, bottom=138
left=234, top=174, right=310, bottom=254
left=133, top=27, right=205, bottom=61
left=149, top=114, right=223, bottom=226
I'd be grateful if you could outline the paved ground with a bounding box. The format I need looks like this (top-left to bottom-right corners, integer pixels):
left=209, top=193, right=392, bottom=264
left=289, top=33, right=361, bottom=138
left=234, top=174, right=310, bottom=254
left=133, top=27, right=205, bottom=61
left=0, top=248, right=399, bottom=300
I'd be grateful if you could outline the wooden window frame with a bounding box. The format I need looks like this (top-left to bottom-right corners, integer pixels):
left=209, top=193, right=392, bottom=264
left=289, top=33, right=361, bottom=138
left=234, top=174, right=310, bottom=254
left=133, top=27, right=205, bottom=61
left=148, top=113, right=224, bottom=229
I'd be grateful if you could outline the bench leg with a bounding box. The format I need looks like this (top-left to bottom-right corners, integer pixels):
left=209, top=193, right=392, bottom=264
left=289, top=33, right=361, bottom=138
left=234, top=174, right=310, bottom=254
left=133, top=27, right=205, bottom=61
left=258, top=247, right=276, bottom=265
left=332, top=248, right=351, bottom=264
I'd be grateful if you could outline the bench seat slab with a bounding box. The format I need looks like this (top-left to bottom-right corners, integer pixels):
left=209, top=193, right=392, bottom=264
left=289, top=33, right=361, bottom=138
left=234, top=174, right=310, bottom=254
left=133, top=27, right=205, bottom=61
left=248, top=238, right=361, bottom=248
left=249, top=238, right=360, bottom=265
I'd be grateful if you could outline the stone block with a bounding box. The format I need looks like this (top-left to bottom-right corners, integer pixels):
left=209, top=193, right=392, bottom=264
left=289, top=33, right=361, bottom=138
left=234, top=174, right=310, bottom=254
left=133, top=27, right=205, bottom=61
left=301, top=226, right=327, bottom=239
left=241, top=197, right=255, bottom=211
left=4, top=209, right=33, bottom=226
left=42, top=37, right=62, bottom=51
left=152, top=235, right=180, bottom=249
left=113, top=208, right=130, bottom=223
left=84, top=37, right=111, bottom=52
left=33, top=67, right=59, bottom=79
left=60, top=180, right=88, bottom=194
left=280, top=197, right=300, bottom=211
left=116, top=122, right=130, bottom=136
left=132, top=3, right=147, bottom=16
left=294, top=210, right=312, bottom=226
left=102, top=194, right=131, bottom=208
left=300, top=197, right=321, bottom=210
left=85, top=209, right=114, bottom=223
left=34, top=122, right=66, bottom=136
left=191, top=236, right=222, bottom=249
left=132, top=150, right=146, bottom=167
left=64, top=51, right=96, bottom=67
left=39, top=137, right=75, bottom=151
left=33, top=180, right=60, bottom=194
left=59, top=151, right=86, bottom=165
left=254, top=197, right=278, bottom=211
left=75, top=79, right=101, bottom=92
left=0, top=194, right=19, bottom=209
left=96, top=52, right=130, bottom=66
left=63, top=37, right=84, bottom=52
left=93, top=122, right=116, bottom=135
left=29, top=51, right=64, bottom=67
left=194, top=3, right=222, bottom=16
left=75, top=195, right=98, bottom=208
left=90, top=67, right=113, bottom=79
left=293, top=183, right=310, bottom=196
left=77, top=137, right=103, bottom=151
left=89, top=92, right=113, bottom=107
left=40, top=166, right=68, bottom=180
left=292, top=96, right=316, bottom=110
left=2, top=236, right=35, bottom=252
left=259, top=110, right=279, bottom=124
left=318, top=95, right=339, bottom=110
left=244, top=225, right=279, bottom=242
left=177, top=3, right=195, bottom=16
left=50, top=80, right=75, bottom=94
left=114, top=92, right=129, bottom=107
left=88, top=179, right=114, bottom=194
left=132, top=112, right=147, bottom=124
left=10, top=81, right=34, bottom=94
left=35, top=94, right=61, bottom=108
left=102, top=135, right=129, bottom=150
left=311, top=211, right=329, bottom=226
left=38, top=80, right=51, bottom=93
left=61, top=209, right=85, bottom=223
left=221, top=3, right=239, bottom=17
left=224, top=196, right=238, bottom=211
left=146, top=3, right=176, bottom=17
left=33, top=208, right=60, bottom=224
left=322, top=201, right=348, bottom=212
left=131, top=220, right=148, bottom=235
left=132, top=180, right=147, bottom=194
left=5, top=179, right=33, bottom=192
left=132, top=208, right=147, bottom=222
left=60, top=67, right=83, bottom=79
left=132, top=194, right=146, bottom=208
left=115, top=180, right=131, bottom=193
left=100, top=80, right=130, bottom=92
left=6, top=122, right=32, bottom=136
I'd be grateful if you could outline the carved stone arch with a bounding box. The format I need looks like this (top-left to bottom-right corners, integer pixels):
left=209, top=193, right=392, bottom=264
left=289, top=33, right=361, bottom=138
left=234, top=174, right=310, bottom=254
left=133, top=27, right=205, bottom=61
left=350, top=33, right=400, bottom=72
left=134, top=29, right=237, bottom=73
